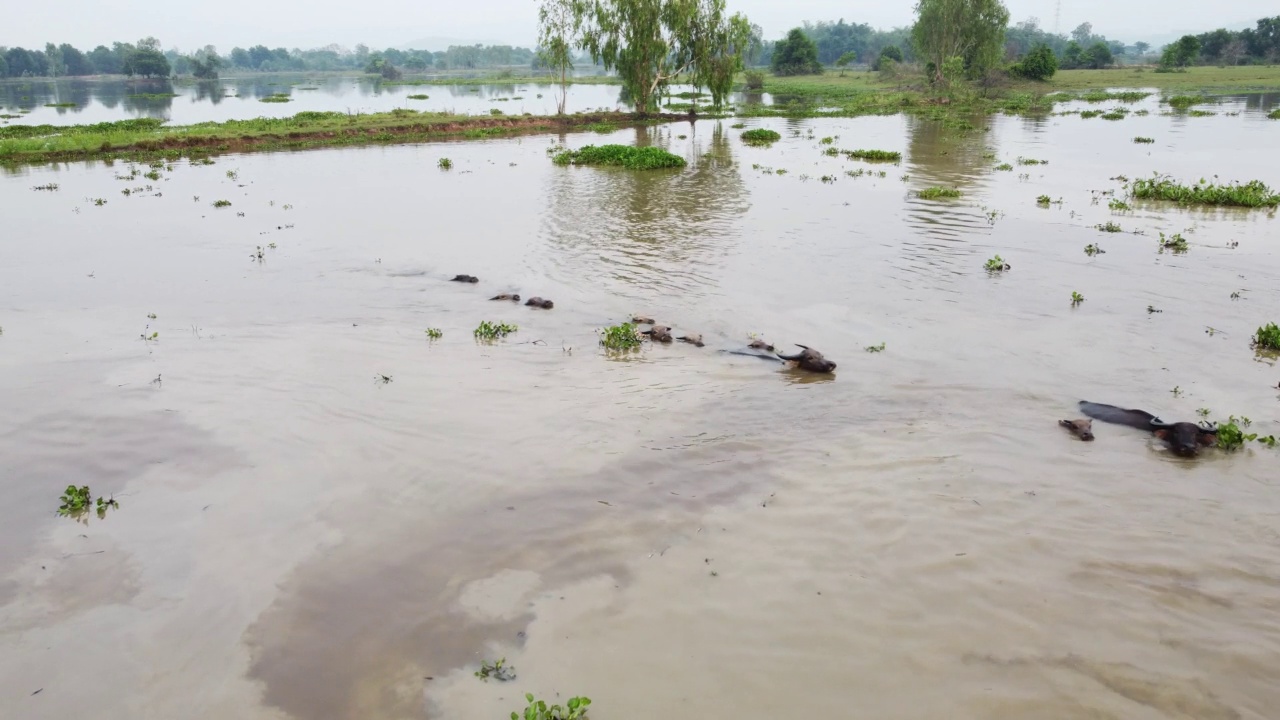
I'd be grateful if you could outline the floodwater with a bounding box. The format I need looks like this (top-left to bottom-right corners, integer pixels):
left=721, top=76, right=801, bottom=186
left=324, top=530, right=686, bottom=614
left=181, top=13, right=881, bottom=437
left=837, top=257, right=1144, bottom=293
left=0, top=75, right=773, bottom=126
left=1, top=92, right=1279, bottom=720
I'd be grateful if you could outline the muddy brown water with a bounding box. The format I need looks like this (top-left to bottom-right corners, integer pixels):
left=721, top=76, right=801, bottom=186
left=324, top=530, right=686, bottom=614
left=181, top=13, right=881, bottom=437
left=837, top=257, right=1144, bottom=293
left=2, top=93, right=1279, bottom=720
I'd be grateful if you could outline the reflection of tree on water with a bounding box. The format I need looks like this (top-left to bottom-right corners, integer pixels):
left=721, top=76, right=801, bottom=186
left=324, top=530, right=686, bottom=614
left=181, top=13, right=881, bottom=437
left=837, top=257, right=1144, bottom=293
left=896, top=114, right=998, bottom=282
left=540, top=123, right=749, bottom=296
left=121, top=79, right=176, bottom=116
left=192, top=80, right=225, bottom=105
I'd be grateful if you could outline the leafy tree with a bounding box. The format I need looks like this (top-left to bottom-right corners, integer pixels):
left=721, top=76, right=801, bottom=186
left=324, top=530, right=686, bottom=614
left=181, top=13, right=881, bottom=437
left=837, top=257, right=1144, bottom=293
left=122, top=48, right=171, bottom=77
left=190, top=51, right=221, bottom=79
left=875, top=44, right=903, bottom=70
left=538, top=0, right=584, bottom=115
left=59, top=44, right=94, bottom=75
left=88, top=45, right=120, bottom=74
left=911, top=0, right=1010, bottom=84
left=0, top=55, right=7, bottom=78
left=4, top=47, right=48, bottom=76
left=1011, top=43, right=1056, bottom=80
left=1070, top=22, right=1093, bottom=46
left=248, top=44, right=273, bottom=69
left=579, top=0, right=753, bottom=114
left=1132, top=41, right=1150, bottom=57
left=1083, top=41, right=1113, bottom=68
left=835, top=50, right=856, bottom=75
left=771, top=28, right=821, bottom=75
left=229, top=47, right=251, bottom=68
left=1161, top=34, right=1201, bottom=68
left=1061, top=40, right=1083, bottom=68
left=45, top=43, right=66, bottom=77
left=364, top=55, right=402, bottom=80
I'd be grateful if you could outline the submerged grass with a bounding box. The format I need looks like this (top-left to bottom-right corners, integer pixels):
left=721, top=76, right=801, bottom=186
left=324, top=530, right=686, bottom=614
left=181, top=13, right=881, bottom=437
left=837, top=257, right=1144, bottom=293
left=599, top=323, right=643, bottom=351
left=0, top=111, right=682, bottom=166
left=1130, top=174, right=1280, bottom=208
left=740, top=128, right=782, bottom=145
left=260, top=93, right=293, bottom=103
left=1252, top=322, right=1280, bottom=352
left=917, top=187, right=961, bottom=200
left=552, top=144, right=685, bottom=170
left=844, top=148, right=901, bottom=162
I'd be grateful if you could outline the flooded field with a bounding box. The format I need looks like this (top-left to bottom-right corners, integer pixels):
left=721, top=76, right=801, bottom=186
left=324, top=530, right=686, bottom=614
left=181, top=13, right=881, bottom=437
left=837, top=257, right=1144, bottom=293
left=1, top=91, right=1279, bottom=720
left=0, top=75, right=772, bottom=126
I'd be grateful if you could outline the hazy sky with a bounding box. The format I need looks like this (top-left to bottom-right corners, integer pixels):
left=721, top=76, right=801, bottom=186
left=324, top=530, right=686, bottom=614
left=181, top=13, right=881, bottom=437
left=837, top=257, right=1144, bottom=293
left=2, top=0, right=1273, bottom=51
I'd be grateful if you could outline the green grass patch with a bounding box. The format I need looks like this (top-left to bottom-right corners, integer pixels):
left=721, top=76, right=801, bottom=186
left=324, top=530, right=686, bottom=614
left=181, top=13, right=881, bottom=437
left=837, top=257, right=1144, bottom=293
left=474, top=321, right=518, bottom=341
left=1134, top=136, right=1155, bottom=144
left=599, top=323, right=643, bottom=351
left=917, top=187, right=961, bottom=200
left=1252, top=322, right=1280, bottom=352
left=552, top=144, right=685, bottom=170
left=1164, top=95, right=1209, bottom=108
left=844, top=148, right=901, bottom=162
left=1079, top=90, right=1152, bottom=102
left=1157, top=231, right=1189, bottom=253
left=1130, top=174, right=1280, bottom=208
left=1096, top=221, right=1123, bottom=232
left=1269, top=109, right=1280, bottom=120
left=259, top=94, right=292, bottom=103
left=1017, top=157, right=1047, bottom=166
left=1080, top=109, right=1102, bottom=119
left=44, top=102, right=76, bottom=108
left=741, top=128, right=782, bottom=145
left=406, top=94, right=430, bottom=100
left=994, top=162, right=1013, bottom=171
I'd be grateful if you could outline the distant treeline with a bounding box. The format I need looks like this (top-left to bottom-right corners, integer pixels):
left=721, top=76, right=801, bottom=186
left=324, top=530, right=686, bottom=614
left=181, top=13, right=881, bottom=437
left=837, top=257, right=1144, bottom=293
left=756, top=14, right=1280, bottom=70
left=0, top=39, right=541, bottom=79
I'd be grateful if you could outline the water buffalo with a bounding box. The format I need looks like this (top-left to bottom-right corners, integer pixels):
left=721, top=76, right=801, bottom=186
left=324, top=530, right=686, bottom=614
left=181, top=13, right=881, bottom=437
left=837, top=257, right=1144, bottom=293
left=678, top=333, right=705, bottom=347
left=490, top=293, right=520, bottom=302
left=643, top=325, right=674, bottom=343
left=451, top=274, right=479, bottom=283
left=777, top=345, right=837, bottom=374
left=632, top=315, right=656, bottom=325
left=525, top=297, right=554, bottom=309
left=1079, top=401, right=1218, bottom=456
left=748, top=338, right=775, bottom=352
left=1059, top=418, right=1095, bottom=441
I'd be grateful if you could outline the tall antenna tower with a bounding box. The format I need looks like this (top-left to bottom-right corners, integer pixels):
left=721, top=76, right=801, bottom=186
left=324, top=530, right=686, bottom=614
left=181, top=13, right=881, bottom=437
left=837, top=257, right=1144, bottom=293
left=1053, top=0, right=1062, bottom=34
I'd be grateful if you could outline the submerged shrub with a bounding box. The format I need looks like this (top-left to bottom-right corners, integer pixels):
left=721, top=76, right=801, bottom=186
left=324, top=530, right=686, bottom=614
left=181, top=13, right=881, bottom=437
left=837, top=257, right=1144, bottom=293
left=917, top=187, right=961, bottom=200
left=1011, top=44, right=1057, bottom=81
left=1164, top=95, right=1208, bottom=108
left=740, top=128, right=782, bottom=146
left=552, top=145, right=686, bottom=170
left=1130, top=174, right=1280, bottom=208
left=474, top=321, right=518, bottom=340
left=744, top=70, right=765, bottom=90
left=1269, top=109, right=1280, bottom=120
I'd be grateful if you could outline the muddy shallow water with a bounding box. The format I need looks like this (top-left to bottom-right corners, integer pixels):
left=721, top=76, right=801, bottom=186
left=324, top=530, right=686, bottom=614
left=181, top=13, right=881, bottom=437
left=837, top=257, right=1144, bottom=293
left=1, top=93, right=1279, bottom=720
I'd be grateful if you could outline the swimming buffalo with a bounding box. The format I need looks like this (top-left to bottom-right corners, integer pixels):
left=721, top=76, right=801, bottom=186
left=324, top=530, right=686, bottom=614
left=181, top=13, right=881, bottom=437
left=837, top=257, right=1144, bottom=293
left=451, top=274, right=479, bottom=283
left=678, top=333, right=704, bottom=347
left=777, top=345, right=837, bottom=374
left=1079, top=401, right=1218, bottom=456
left=525, top=297, right=554, bottom=309
left=490, top=293, right=520, bottom=302
left=1059, top=418, right=1095, bottom=441
left=643, top=325, right=674, bottom=343
left=748, top=338, right=775, bottom=352
left=632, top=315, right=656, bottom=325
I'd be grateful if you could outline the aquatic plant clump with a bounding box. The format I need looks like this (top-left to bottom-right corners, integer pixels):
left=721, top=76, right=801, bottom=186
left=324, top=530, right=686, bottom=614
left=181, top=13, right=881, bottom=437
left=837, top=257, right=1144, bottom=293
left=474, top=321, right=518, bottom=340
left=917, top=187, right=961, bottom=200
left=259, top=93, right=293, bottom=103
left=599, top=323, right=643, bottom=350
left=1130, top=174, right=1280, bottom=208
left=552, top=145, right=686, bottom=170
left=740, top=129, right=782, bottom=146
left=1134, top=136, right=1155, bottom=144
left=844, top=149, right=901, bottom=162
left=1253, top=322, right=1280, bottom=352
left=1269, top=109, right=1280, bottom=120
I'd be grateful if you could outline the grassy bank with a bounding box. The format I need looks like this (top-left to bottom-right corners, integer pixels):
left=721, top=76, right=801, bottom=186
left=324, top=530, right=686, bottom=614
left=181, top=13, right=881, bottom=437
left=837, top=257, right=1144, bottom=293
left=0, top=109, right=683, bottom=166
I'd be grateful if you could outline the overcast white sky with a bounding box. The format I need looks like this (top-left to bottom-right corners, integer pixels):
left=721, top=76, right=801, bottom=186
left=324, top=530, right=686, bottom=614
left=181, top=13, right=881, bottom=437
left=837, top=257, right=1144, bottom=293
left=2, top=0, right=1273, bottom=51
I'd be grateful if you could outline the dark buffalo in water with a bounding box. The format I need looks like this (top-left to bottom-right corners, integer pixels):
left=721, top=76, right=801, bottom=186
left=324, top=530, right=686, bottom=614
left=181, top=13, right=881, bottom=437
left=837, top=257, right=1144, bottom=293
left=748, top=338, right=775, bottom=352
left=1079, top=401, right=1218, bottom=456
left=777, top=345, right=837, bottom=374
left=643, top=325, right=674, bottom=343
left=490, top=293, right=520, bottom=302
left=451, top=274, right=479, bottom=283
left=1059, top=418, right=1095, bottom=441
left=678, top=333, right=705, bottom=347
left=524, top=297, right=554, bottom=309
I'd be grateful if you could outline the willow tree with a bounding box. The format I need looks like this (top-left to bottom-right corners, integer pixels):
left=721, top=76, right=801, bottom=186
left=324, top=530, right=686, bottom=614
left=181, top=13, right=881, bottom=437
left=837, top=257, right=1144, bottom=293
left=911, top=0, right=1009, bottom=85
left=580, top=0, right=752, bottom=114
left=538, top=0, right=585, bottom=115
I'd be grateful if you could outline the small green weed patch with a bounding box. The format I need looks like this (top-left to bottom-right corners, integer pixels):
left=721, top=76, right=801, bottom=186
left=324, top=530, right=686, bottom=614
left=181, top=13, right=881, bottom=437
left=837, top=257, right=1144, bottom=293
left=474, top=321, right=518, bottom=340
left=599, top=323, right=643, bottom=350
left=917, top=187, right=961, bottom=200
left=740, top=128, right=782, bottom=145
left=1133, top=136, right=1155, bottom=144
left=1130, top=174, right=1280, bottom=208
left=1157, top=231, right=1189, bottom=253
left=1252, top=322, right=1280, bottom=352
left=984, top=255, right=1010, bottom=272
left=1096, top=221, right=1123, bottom=232
left=845, top=148, right=901, bottom=162
left=553, top=145, right=685, bottom=170
left=260, top=93, right=292, bottom=103
left=512, top=693, right=591, bottom=720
